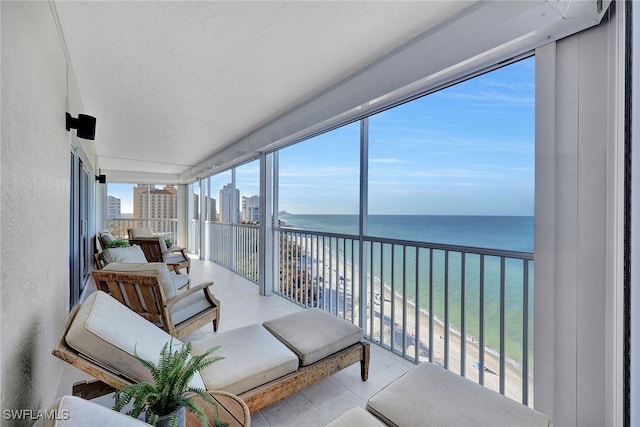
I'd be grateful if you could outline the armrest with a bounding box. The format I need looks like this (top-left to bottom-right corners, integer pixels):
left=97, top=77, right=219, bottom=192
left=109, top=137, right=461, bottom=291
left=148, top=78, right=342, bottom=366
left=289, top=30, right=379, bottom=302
left=166, top=262, right=182, bottom=274
left=129, top=237, right=159, bottom=242
left=166, top=282, right=214, bottom=306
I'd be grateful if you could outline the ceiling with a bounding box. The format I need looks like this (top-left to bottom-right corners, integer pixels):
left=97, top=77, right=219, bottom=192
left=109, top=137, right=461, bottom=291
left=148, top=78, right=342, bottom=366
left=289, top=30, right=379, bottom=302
left=55, top=1, right=610, bottom=184
left=55, top=1, right=476, bottom=183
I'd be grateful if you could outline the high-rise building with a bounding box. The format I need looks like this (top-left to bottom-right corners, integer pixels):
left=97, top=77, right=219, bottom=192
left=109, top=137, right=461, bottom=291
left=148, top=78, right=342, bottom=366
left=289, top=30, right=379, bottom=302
left=107, top=195, right=121, bottom=218
left=133, top=184, right=178, bottom=219
left=242, top=195, right=260, bottom=223
left=207, top=196, right=217, bottom=222
left=219, top=183, right=239, bottom=223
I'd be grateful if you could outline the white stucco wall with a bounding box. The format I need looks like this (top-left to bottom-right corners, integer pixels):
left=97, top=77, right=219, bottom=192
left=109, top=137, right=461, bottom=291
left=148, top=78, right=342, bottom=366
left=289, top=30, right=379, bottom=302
left=1, top=2, right=92, bottom=423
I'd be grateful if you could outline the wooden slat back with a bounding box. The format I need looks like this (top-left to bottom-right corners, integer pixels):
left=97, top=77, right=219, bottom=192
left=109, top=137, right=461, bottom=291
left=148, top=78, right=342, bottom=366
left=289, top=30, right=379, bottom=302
left=91, top=270, right=172, bottom=333
left=129, top=239, right=164, bottom=262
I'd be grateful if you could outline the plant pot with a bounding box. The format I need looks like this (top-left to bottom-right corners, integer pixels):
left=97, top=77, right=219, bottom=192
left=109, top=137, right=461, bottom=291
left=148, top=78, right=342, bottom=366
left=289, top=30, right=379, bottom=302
left=156, top=406, right=186, bottom=427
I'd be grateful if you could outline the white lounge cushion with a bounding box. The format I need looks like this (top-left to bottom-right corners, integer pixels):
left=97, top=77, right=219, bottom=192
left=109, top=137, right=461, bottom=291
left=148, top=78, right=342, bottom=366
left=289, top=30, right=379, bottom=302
left=170, top=291, right=215, bottom=325
left=102, top=262, right=179, bottom=298
left=366, top=362, right=551, bottom=427
left=160, top=239, right=187, bottom=259
left=98, top=230, right=116, bottom=248
left=263, top=308, right=364, bottom=366
left=192, top=324, right=298, bottom=395
left=165, top=252, right=188, bottom=264
left=33, top=396, right=150, bottom=427
left=170, top=271, right=190, bottom=290
left=129, top=227, right=155, bottom=238
left=101, top=245, right=148, bottom=265
left=324, top=407, right=386, bottom=427
left=65, top=291, right=205, bottom=389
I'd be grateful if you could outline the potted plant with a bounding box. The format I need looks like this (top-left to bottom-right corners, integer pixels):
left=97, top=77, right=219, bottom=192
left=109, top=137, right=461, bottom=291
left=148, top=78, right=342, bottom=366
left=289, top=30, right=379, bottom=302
left=113, top=340, right=228, bottom=427
left=106, top=238, right=130, bottom=248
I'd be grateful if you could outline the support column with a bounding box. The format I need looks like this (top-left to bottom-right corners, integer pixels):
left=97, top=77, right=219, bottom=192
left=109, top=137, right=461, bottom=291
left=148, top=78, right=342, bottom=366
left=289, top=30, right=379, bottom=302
left=259, top=152, right=275, bottom=296
left=359, top=118, right=369, bottom=330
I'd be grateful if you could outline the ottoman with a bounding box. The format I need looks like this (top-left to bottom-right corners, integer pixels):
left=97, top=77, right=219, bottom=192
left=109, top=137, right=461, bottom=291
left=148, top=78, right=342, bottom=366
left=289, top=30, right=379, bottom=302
left=263, top=308, right=364, bottom=366
left=325, top=407, right=386, bottom=427
left=366, top=362, right=551, bottom=427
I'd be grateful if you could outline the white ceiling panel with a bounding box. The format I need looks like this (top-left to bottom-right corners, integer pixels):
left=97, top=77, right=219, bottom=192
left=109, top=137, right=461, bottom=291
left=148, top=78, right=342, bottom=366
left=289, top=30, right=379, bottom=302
left=55, top=1, right=474, bottom=182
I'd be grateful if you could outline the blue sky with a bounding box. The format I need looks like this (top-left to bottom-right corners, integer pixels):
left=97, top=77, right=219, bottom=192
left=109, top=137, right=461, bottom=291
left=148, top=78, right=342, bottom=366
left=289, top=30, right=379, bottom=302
left=279, top=56, right=535, bottom=215
left=110, top=57, right=535, bottom=216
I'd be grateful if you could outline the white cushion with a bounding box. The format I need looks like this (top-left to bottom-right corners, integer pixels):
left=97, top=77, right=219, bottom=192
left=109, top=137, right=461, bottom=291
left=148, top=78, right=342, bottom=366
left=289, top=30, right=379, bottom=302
left=324, top=408, right=386, bottom=427
left=130, top=227, right=155, bottom=238
left=170, top=272, right=190, bottom=290
left=263, top=308, right=364, bottom=366
left=165, top=252, right=187, bottom=264
left=102, top=262, right=179, bottom=299
left=366, top=362, right=551, bottom=427
left=170, top=291, right=214, bottom=325
left=66, top=291, right=205, bottom=389
left=99, top=230, right=116, bottom=248
left=32, top=396, right=150, bottom=427
left=158, top=236, right=169, bottom=253
left=101, top=245, right=147, bottom=265
left=191, top=324, right=298, bottom=395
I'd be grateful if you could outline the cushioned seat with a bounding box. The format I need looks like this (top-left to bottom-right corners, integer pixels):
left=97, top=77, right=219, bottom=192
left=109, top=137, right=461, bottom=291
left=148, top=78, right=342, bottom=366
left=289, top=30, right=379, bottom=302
left=56, top=291, right=369, bottom=414
left=98, top=246, right=189, bottom=289
left=65, top=291, right=206, bottom=389
left=33, top=396, right=150, bottom=427
left=192, top=324, right=299, bottom=395
left=63, top=291, right=304, bottom=397
left=128, top=227, right=155, bottom=238
left=93, top=263, right=220, bottom=338
left=127, top=230, right=191, bottom=274
left=169, top=291, right=216, bottom=325
left=366, top=362, right=551, bottom=427
left=263, top=308, right=364, bottom=366
left=100, top=245, right=148, bottom=264
left=101, top=262, right=189, bottom=299
left=325, top=407, right=386, bottom=427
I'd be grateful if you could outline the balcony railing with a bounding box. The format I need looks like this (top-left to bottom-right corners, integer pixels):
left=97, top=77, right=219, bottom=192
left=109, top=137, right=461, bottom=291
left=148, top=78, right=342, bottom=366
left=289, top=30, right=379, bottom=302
left=207, top=222, right=260, bottom=283
left=275, top=227, right=534, bottom=406
left=199, top=221, right=534, bottom=406
left=107, top=218, right=178, bottom=242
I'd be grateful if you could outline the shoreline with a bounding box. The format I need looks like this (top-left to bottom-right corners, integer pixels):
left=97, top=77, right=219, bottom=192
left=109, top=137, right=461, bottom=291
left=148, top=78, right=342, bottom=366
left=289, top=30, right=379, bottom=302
left=373, top=279, right=531, bottom=402
left=281, top=231, right=533, bottom=404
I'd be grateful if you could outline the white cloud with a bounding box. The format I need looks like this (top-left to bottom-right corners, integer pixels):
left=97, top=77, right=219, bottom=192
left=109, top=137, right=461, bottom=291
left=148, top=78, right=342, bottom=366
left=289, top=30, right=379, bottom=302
left=369, top=158, right=407, bottom=164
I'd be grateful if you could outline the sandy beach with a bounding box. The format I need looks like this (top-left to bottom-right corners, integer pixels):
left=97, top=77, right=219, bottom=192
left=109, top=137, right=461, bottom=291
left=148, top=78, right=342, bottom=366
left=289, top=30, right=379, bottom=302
left=371, top=281, right=532, bottom=404
left=280, top=233, right=533, bottom=405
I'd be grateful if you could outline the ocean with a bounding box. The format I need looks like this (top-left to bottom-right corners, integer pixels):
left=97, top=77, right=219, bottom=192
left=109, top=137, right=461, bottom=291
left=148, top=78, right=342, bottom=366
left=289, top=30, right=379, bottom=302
left=279, top=214, right=534, bottom=364
left=279, top=214, right=534, bottom=252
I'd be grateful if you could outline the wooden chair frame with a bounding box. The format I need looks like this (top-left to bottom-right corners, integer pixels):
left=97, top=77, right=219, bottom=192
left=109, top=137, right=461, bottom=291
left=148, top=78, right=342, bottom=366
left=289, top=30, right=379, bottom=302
left=91, top=270, right=219, bottom=339
left=53, top=303, right=370, bottom=413
left=128, top=237, right=191, bottom=274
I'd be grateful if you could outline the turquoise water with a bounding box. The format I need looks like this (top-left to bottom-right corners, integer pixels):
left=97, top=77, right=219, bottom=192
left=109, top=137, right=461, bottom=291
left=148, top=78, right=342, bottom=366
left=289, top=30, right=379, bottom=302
left=280, top=214, right=534, bottom=363
left=280, top=214, right=533, bottom=252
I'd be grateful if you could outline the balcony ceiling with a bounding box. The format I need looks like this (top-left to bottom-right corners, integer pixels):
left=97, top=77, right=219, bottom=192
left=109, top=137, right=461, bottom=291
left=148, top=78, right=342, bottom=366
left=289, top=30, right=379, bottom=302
left=55, top=1, right=476, bottom=182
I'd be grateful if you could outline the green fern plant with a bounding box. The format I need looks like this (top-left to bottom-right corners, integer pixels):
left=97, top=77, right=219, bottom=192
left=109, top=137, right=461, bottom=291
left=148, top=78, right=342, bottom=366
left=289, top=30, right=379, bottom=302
left=113, top=340, right=227, bottom=427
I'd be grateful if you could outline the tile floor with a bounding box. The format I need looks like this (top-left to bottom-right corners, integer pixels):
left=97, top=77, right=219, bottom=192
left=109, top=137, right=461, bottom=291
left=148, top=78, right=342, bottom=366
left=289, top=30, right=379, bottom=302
left=55, top=258, right=415, bottom=426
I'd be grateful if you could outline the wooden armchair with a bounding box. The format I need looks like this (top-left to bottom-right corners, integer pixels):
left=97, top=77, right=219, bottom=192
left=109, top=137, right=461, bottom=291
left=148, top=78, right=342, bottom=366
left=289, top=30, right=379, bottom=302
left=128, top=227, right=191, bottom=274
left=92, top=262, right=219, bottom=339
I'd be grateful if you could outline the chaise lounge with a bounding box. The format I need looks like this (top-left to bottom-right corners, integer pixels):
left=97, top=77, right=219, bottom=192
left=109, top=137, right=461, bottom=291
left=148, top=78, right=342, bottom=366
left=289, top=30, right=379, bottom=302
left=325, top=360, right=551, bottom=427
left=53, top=291, right=370, bottom=413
